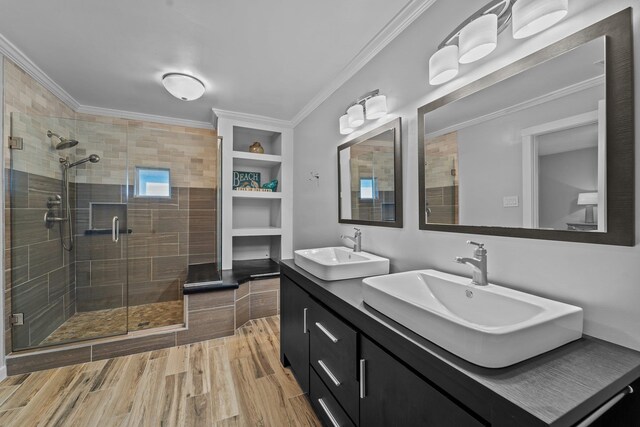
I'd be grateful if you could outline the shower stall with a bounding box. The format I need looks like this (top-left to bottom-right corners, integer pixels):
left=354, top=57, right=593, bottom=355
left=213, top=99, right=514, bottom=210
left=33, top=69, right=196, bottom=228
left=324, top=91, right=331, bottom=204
left=7, top=113, right=219, bottom=351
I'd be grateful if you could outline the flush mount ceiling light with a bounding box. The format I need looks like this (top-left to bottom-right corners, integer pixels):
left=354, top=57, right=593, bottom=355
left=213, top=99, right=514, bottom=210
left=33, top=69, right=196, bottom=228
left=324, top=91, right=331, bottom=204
left=162, top=73, right=205, bottom=101
left=429, top=0, right=568, bottom=85
left=339, top=90, right=388, bottom=135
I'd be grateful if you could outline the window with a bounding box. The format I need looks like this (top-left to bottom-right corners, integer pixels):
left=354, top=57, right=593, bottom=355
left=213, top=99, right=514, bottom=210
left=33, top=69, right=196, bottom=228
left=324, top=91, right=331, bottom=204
left=135, top=167, right=171, bottom=198
left=360, top=178, right=378, bottom=200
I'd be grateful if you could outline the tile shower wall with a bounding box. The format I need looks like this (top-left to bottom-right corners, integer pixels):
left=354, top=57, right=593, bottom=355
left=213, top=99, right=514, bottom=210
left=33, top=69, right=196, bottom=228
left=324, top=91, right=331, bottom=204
left=425, top=131, right=459, bottom=224
left=3, top=57, right=218, bottom=353
left=4, top=169, right=76, bottom=349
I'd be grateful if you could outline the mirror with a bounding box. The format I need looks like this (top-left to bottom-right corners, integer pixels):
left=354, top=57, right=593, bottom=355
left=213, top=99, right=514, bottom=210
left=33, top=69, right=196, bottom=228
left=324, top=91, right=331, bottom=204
left=338, top=118, right=402, bottom=228
left=418, top=10, right=634, bottom=246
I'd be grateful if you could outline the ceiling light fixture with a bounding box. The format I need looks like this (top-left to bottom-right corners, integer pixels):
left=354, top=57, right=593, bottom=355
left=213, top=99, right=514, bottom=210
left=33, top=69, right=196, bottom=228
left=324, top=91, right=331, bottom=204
left=162, top=73, right=205, bottom=101
left=428, top=0, right=568, bottom=85
left=339, top=90, right=388, bottom=135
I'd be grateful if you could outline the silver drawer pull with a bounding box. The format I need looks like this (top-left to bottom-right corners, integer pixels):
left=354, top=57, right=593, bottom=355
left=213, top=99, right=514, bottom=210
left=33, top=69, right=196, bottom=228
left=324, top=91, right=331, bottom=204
left=317, top=360, right=341, bottom=387
left=318, top=398, right=340, bottom=427
left=359, top=359, right=366, bottom=399
left=315, top=322, right=339, bottom=343
left=303, top=308, right=308, bottom=334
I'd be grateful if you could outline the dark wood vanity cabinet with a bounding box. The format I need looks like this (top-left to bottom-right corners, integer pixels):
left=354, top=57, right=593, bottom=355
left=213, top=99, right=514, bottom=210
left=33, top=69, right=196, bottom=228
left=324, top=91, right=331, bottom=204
left=281, top=273, right=482, bottom=427
left=359, top=336, right=484, bottom=427
left=280, top=274, right=311, bottom=393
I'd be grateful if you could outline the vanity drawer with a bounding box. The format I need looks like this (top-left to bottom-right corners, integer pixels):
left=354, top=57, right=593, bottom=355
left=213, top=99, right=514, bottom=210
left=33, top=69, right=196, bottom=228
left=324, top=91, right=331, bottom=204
left=310, top=367, right=356, bottom=427
left=309, top=300, right=359, bottom=423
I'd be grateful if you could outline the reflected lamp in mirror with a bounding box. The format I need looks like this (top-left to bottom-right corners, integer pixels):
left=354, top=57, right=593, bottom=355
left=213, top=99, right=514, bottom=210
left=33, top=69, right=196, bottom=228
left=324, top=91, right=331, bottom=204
left=428, top=0, right=569, bottom=86
left=338, top=118, right=402, bottom=228
left=577, top=192, right=598, bottom=224
left=418, top=10, right=634, bottom=246
left=339, top=90, right=388, bottom=135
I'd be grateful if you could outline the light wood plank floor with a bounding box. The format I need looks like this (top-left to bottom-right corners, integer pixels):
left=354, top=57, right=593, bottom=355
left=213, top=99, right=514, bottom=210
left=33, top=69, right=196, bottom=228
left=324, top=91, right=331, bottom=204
left=0, top=316, right=321, bottom=427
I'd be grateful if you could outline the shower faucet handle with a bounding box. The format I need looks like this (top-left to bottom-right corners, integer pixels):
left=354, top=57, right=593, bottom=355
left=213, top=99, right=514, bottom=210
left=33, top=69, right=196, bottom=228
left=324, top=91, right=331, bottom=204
left=47, top=195, right=62, bottom=208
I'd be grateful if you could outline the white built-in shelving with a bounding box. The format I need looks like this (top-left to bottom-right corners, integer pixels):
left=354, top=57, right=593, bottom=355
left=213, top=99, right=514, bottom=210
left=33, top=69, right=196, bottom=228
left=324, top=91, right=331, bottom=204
left=215, top=110, right=293, bottom=269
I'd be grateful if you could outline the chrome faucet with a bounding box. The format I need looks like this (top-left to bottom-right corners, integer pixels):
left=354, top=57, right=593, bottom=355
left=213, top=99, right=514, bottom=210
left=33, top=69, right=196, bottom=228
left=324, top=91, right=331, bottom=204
left=455, top=240, right=488, bottom=286
left=341, top=228, right=362, bottom=252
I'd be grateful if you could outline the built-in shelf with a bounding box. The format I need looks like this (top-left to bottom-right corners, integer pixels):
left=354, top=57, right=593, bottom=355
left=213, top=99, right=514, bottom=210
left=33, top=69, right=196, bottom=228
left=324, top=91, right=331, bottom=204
left=218, top=112, right=293, bottom=269
left=231, top=190, right=282, bottom=199
left=232, top=227, right=282, bottom=237
left=232, top=151, right=282, bottom=167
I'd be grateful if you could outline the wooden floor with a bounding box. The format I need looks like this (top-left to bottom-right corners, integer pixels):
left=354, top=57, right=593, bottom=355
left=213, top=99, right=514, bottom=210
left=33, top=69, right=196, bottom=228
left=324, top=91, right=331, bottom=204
left=0, top=316, right=321, bottom=427
left=42, top=300, right=184, bottom=346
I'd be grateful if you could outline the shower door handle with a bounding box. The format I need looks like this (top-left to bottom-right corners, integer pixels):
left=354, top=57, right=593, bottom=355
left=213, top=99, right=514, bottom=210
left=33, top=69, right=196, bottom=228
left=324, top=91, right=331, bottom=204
left=112, top=216, right=119, bottom=243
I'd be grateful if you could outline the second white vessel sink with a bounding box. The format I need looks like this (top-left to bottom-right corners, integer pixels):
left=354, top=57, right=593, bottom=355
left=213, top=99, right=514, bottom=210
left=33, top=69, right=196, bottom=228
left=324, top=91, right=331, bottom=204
left=294, top=246, right=389, bottom=281
left=362, top=269, right=583, bottom=368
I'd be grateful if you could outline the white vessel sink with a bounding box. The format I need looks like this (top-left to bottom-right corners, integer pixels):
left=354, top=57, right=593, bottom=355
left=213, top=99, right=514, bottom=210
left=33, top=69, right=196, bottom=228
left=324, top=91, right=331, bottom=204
left=294, top=246, right=389, bottom=281
left=362, top=269, right=583, bottom=368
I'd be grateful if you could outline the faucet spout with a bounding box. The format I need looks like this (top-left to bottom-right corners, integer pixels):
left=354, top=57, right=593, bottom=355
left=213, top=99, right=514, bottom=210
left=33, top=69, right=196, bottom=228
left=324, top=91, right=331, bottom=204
left=341, top=228, right=362, bottom=252
left=455, top=241, right=488, bottom=286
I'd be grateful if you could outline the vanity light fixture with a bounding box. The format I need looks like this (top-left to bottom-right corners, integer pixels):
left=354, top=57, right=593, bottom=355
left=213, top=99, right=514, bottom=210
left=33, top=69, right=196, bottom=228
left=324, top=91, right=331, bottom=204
left=162, top=73, right=205, bottom=101
left=429, top=0, right=568, bottom=85
left=512, top=0, right=569, bottom=39
left=458, top=13, right=498, bottom=64
left=339, top=89, right=388, bottom=135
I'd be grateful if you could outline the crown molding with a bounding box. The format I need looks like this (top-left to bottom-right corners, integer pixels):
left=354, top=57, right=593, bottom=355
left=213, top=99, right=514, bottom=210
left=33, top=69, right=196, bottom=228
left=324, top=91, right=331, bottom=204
left=212, top=108, right=294, bottom=129
left=425, top=75, right=604, bottom=139
left=0, top=33, right=80, bottom=110
left=290, top=0, right=437, bottom=127
left=76, top=105, right=213, bottom=129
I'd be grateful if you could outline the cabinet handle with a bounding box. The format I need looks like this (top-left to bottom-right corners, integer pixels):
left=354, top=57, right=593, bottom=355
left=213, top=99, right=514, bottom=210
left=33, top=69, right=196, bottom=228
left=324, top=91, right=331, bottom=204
left=303, top=308, right=308, bottom=334
left=318, top=398, right=340, bottom=427
left=315, top=322, right=339, bottom=343
left=317, top=360, right=341, bottom=386
left=359, top=359, right=366, bottom=399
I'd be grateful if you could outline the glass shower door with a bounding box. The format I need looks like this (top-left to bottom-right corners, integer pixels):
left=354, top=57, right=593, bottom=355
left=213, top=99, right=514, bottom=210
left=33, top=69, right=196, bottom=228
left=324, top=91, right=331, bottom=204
left=9, top=113, right=128, bottom=350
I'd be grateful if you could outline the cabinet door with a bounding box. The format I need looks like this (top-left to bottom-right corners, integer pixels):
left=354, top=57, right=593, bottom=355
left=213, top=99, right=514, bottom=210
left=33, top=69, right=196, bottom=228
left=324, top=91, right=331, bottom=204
left=360, top=336, right=484, bottom=427
left=280, top=274, right=311, bottom=393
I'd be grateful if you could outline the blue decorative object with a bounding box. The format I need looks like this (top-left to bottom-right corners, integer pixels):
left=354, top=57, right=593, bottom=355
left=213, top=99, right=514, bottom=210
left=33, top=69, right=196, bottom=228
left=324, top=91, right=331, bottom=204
left=262, top=179, right=278, bottom=192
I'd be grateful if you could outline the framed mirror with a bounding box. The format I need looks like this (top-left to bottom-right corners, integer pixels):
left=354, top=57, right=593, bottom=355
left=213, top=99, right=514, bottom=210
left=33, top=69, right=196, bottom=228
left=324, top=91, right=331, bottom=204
left=418, top=9, right=634, bottom=246
left=338, top=118, right=402, bottom=228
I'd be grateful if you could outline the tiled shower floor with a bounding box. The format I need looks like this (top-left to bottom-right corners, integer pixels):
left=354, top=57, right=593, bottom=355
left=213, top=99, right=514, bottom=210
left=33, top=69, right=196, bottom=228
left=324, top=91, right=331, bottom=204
left=42, top=300, right=184, bottom=345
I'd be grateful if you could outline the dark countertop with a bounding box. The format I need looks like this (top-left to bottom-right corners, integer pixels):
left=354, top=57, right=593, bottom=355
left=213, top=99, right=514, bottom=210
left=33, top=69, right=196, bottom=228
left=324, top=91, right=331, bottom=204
left=280, top=260, right=640, bottom=427
left=184, top=259, right=280, bottom=294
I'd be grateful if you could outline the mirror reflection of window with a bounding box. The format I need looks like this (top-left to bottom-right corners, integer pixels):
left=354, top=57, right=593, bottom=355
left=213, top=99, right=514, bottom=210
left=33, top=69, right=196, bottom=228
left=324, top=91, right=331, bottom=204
left=360, top=178, right=378, bottom=200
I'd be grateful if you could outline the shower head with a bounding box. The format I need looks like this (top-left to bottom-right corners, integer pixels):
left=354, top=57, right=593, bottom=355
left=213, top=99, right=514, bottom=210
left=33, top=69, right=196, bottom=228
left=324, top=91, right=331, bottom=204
left=47, top=130, right=79, bottom=150
left=68, top=154, right=100, bottom=168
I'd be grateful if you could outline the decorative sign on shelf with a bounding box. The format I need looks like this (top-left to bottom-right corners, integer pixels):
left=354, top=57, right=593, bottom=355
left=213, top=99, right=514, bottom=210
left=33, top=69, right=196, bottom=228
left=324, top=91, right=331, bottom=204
left=233, top=171, right=261, bottom=189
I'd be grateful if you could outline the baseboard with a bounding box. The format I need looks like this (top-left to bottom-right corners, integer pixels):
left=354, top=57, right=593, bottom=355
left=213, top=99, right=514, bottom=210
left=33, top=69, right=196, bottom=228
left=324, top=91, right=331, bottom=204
left=0, top=364, right=7, bottom=381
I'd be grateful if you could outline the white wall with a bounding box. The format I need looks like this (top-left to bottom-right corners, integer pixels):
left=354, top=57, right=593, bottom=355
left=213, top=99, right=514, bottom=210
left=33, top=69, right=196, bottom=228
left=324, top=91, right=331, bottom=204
left=293, top=0, right=640, bottom=351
